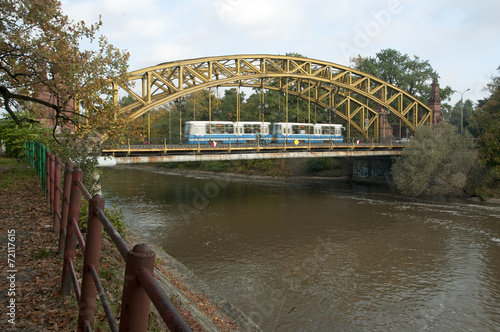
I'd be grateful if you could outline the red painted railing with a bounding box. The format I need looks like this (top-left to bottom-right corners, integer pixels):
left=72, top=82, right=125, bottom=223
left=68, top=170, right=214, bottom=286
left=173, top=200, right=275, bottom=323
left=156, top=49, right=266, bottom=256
left=43, top=150, right=192, bottom=332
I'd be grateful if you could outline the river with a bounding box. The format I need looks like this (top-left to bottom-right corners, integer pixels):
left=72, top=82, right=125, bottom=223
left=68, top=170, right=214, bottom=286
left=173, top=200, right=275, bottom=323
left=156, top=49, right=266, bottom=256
left=101, top=166, right=500, bottom=331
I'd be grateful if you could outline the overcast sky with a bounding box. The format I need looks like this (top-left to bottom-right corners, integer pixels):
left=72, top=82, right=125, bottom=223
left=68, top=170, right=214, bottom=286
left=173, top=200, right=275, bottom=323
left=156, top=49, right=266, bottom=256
left=60, top=0, right=500, bottom=105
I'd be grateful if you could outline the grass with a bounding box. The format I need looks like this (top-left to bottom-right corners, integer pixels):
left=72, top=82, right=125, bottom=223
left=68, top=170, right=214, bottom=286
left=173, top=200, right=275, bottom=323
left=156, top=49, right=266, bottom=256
left=0, top=158, right=38, bottom=188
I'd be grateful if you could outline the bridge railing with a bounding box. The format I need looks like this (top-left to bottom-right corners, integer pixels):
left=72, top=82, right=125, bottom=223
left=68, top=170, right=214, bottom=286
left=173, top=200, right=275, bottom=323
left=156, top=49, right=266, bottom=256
left=101, top=136, right=406, bottom=155
left=26, top=141, right=192, bottom=332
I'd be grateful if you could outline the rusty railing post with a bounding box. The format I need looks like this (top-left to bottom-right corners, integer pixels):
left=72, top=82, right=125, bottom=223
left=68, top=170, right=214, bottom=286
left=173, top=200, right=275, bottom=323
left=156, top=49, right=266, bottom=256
left=61, top=168, right=83, bottom=295
left=49, top=153, right=56, bottom=214
left=58, top=160, right=74, bottom=254
left=119, top=244, right=156, bottom=332
left=53, top=157, right=62, bottom=232
left=46, top=151, right=52, bottom=207
left=78, top=194, right=105, bottom=331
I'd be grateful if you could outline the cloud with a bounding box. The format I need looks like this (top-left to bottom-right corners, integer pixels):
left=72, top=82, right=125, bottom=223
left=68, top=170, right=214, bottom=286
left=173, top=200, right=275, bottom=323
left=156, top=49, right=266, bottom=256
left=59, top=0, right=499, bottom=105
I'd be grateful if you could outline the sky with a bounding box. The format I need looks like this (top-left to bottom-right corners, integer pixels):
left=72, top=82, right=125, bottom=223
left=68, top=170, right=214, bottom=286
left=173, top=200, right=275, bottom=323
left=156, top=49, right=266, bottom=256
left=59, top=0, right=500, bottom=106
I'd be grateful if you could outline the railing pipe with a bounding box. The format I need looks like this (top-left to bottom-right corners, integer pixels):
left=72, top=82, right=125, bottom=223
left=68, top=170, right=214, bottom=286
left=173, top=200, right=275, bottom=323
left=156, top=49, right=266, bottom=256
left=95, top=208, right=130, bottom=259
left=137, top=268, right=193, bottom=332
left=89, top=265, right=119, bottom=332
left=119, top=244, right=156, bottom=332
left=59, top=160, right=74, bottom=254
left=68, top=259, right=81, bottom=302
left=71, top=217, right=86, bottom=253
left=61, top=168, right=83, bottom=295
left=76, top=179, right=93, bottom=201
left=78, top=194, right=105, bottom=331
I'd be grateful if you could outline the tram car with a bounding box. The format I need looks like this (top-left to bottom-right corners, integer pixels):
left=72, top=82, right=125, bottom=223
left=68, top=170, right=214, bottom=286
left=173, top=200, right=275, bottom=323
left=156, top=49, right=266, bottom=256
left=184, top=121, right=271, bottom=144
left=272, top=123, right=344, bottom=143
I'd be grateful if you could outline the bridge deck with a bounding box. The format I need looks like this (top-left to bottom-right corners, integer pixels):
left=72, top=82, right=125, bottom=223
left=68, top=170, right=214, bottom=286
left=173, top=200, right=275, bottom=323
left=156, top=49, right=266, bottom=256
left=101, top=142, right=404, bottom=164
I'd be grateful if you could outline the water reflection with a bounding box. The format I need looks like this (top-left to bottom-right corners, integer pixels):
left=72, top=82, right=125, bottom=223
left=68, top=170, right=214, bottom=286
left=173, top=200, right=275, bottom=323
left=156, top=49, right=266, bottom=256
left=101, top=166, right=500, bottom=331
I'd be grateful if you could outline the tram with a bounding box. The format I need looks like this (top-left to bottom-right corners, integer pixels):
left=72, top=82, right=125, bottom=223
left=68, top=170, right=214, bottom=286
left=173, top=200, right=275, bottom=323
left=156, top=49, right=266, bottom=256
left=271, top=123, right=344, bottom=143
left=183, top=121, right=271, bottom=144
left=184, top=121, right=344, bottom=144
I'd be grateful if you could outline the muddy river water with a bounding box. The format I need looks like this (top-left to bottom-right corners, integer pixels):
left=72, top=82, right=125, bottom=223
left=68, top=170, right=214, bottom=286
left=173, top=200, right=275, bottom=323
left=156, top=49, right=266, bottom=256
left=101, top=166, right=500, bottom=331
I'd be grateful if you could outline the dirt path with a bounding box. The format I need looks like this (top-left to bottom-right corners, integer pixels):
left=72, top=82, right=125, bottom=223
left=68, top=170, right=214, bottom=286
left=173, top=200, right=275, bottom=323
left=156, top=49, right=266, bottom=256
left=0, top=159, right=78, bottom=331
left=0, top=158, right=257, bottom=331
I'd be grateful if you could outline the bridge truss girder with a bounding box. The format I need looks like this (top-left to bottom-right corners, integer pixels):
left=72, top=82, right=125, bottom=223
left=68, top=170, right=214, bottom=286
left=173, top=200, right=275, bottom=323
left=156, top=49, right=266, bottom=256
left=115, top=55, right=433, bottom=138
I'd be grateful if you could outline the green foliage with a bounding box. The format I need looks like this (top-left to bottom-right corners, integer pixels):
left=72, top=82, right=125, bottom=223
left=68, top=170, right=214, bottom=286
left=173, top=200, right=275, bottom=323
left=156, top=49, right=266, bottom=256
left=469, top=67, right=500, bottom=179
left=161, top=159, right=293, bottom=177
left=79, top=200, right=126, bottom=237
left=1, top=0, right=130, bottom=138
left=0, top=114, right=51, bottom=157
left=0, top=158, right=37, bottom=189
left=47, top=134, right=101, bottom=193
left=1, top=100, right=101, bottom=194
left=306, top=158, right=332, bottom=173
left=35, top=249, right=51, bottom=259
left=391, top=123, right=485, bottom=196
left=446, top=99, right=474, bottom=130
left=350, top=49, right=454, bottom=105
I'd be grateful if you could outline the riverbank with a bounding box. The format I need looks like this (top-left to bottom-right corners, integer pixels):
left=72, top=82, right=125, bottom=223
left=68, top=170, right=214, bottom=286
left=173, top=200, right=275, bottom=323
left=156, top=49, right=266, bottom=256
left=120, top=161, right=500, bottom=205
left=0, top=157, right=259, bottom=331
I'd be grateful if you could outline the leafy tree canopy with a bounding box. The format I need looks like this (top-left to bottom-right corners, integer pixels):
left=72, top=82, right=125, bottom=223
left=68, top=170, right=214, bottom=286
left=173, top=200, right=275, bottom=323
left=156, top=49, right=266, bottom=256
left=469, top=67, right=500, bottom=177
left=0, top=0, right=130, bottom=139
left=350, top=49, right=454, bottom=104
left=446, top=99, right=474, bottom=131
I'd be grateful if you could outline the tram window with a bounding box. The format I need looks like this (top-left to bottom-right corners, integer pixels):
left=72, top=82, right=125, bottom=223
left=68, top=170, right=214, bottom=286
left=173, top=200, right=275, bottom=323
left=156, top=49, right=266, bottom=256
left=211, top=124, right=225, bottom=134
left=244, top=124, right=252, bottom=133
left=273, top=125, right=281, bottom=135
left=225, top=124, right=234, bottom=134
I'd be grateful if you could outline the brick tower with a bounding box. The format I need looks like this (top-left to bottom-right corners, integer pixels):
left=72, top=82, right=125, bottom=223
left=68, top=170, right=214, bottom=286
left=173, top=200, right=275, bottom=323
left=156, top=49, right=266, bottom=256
left=428, top=76, right=442, bottom=125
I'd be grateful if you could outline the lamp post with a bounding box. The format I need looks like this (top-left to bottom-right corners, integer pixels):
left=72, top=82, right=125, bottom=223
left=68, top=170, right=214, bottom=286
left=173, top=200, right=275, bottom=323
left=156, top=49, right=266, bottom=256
left=174, top=97, right=186, bottom=143
left=460, top=88, right=470, bottom=134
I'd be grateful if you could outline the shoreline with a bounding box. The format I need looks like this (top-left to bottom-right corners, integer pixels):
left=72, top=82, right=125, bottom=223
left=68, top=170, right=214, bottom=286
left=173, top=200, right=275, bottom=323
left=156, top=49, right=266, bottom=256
left=107, top=163, right=500, bottom=206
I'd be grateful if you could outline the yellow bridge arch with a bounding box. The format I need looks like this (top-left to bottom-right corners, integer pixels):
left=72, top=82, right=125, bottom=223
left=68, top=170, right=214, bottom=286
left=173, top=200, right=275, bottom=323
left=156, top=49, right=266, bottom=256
left=114, top=54, right=433, bottom=138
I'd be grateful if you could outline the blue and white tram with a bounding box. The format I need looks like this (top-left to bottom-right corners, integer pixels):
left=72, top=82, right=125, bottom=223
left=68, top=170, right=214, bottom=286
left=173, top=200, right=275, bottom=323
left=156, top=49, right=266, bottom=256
left=184, top=121, right=271, bottom=144
left=235, top=121, right=271, bottom=143
left=272, top=122, right=344, bottom=143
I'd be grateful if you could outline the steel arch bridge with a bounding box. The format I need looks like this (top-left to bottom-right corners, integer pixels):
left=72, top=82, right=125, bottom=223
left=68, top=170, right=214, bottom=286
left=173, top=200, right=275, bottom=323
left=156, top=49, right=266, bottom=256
left=113, top=54, right=433, bottom=138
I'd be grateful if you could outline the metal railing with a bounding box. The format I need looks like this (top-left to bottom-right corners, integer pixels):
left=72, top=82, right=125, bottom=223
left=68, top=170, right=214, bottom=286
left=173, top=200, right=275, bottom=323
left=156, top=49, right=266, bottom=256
left=101, top=136, right=405, bottom=157
left=26, top=141, right=192, bottom=332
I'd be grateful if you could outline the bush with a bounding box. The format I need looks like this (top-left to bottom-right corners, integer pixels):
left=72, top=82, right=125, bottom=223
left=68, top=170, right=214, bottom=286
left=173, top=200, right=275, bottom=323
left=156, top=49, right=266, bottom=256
left=79, top=200, right=126, bottom=237
left=305, top=158, right=332, bottom=173
left=392, top=123, right=485, bottom=196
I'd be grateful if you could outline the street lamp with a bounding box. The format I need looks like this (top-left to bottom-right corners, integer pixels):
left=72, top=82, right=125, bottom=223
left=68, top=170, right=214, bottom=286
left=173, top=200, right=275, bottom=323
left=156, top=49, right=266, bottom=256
left=258, top=102, right=269, bottom=122
left=460, top=88, right=470, bottom=134
left=174, top=97, right=186, bottom=143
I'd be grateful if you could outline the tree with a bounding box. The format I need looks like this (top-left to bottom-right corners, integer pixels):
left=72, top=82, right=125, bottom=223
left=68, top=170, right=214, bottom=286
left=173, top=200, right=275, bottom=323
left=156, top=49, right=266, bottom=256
left=391, top=122, right=483, bottom=196
left=0, top=0, right=130, bottom=139
left=447, top=99, right=474, bottom=130
left=469, top=67, right=500, bottom=177
left=351, top=49, right=454, bottom=104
